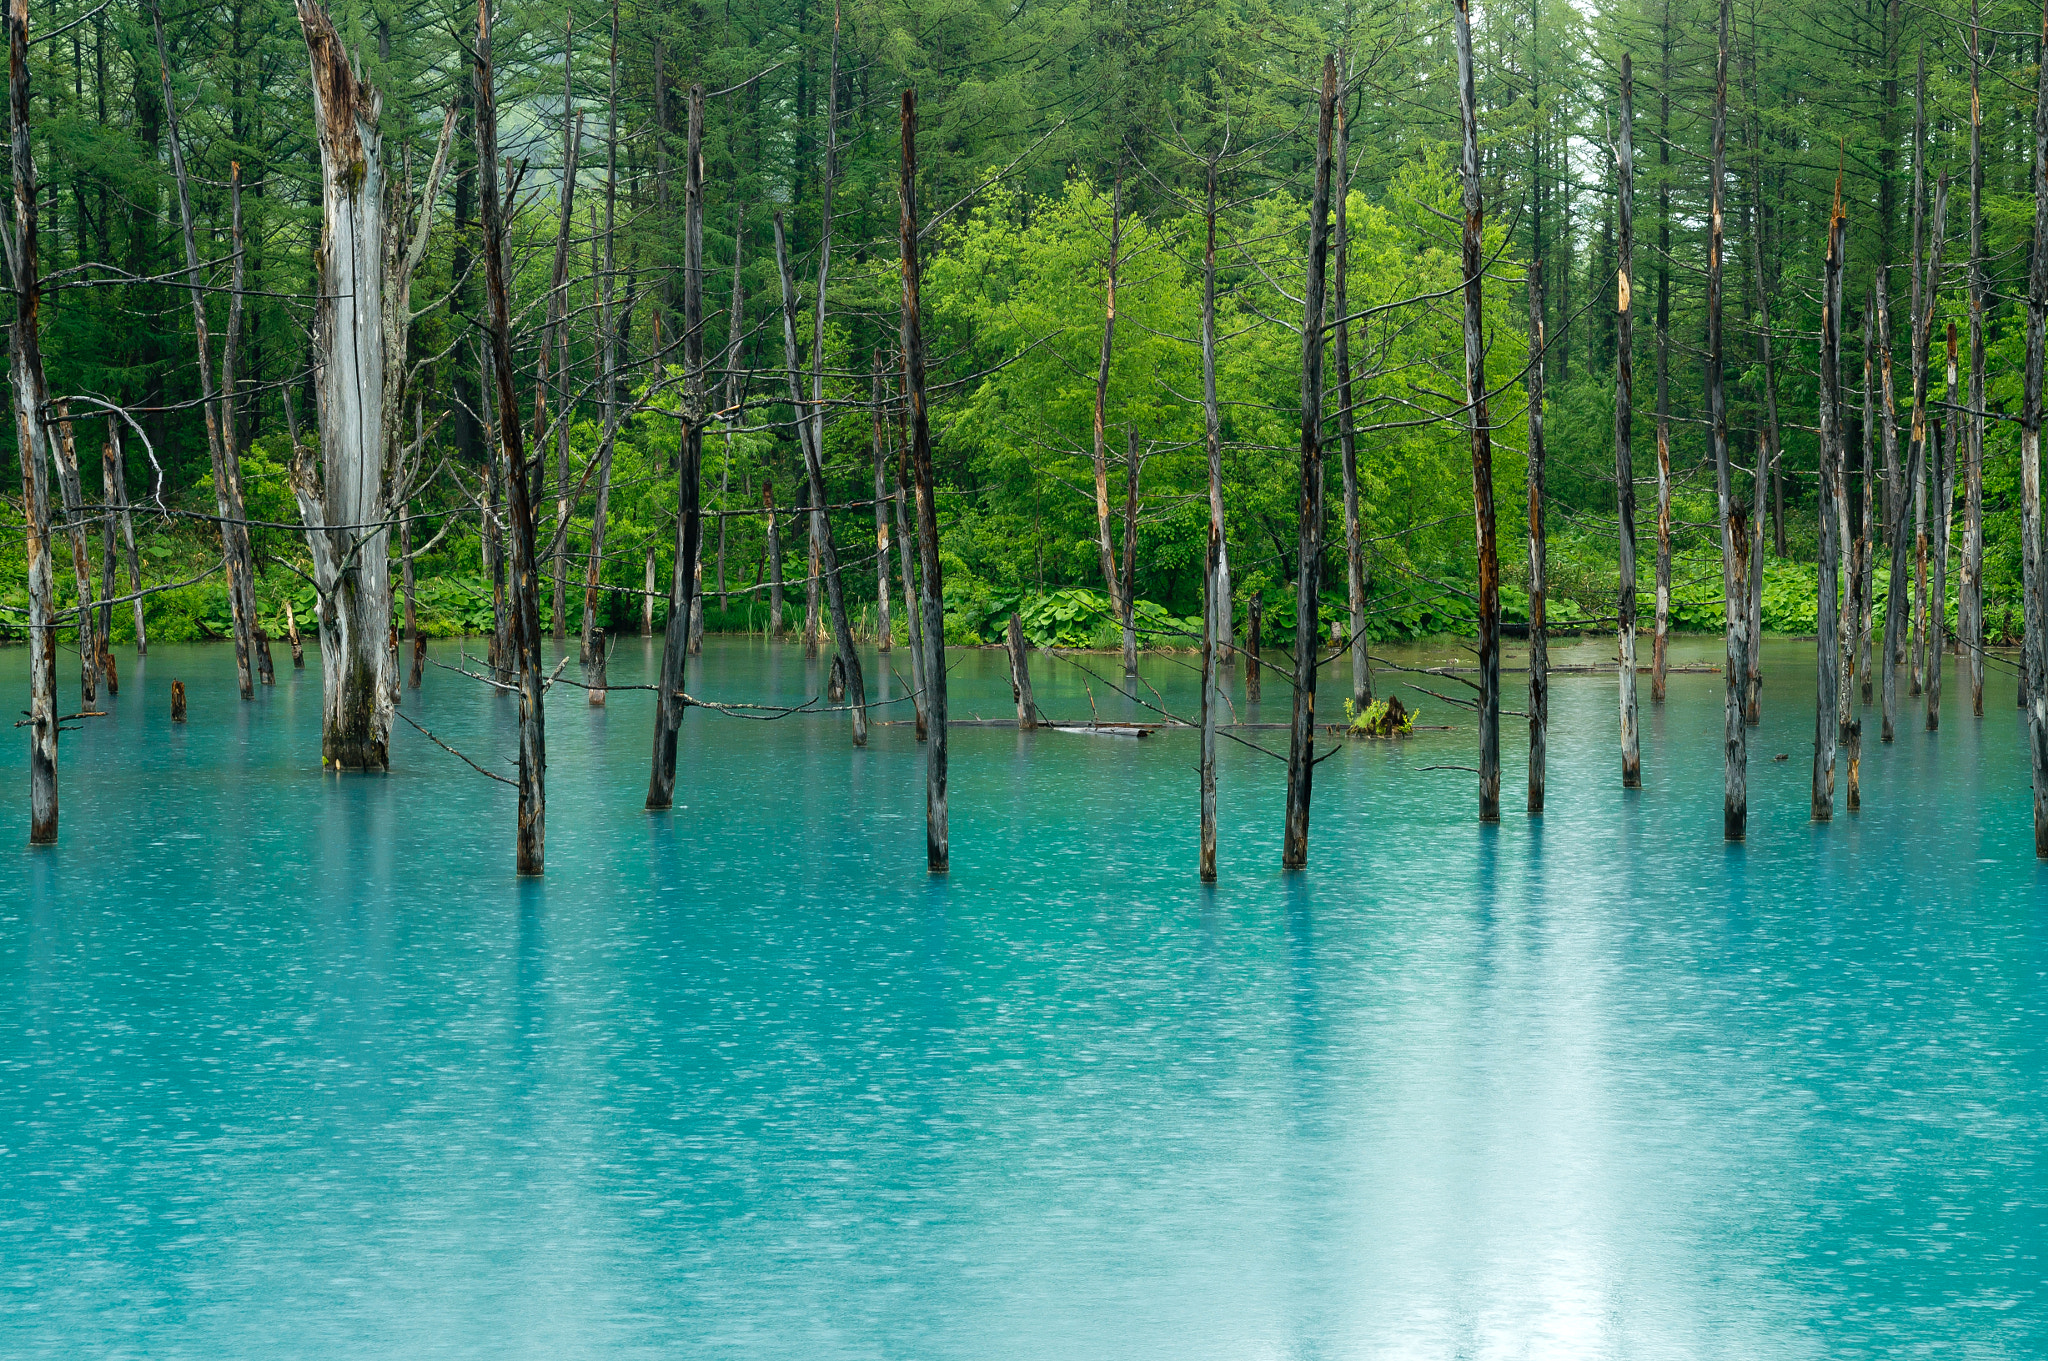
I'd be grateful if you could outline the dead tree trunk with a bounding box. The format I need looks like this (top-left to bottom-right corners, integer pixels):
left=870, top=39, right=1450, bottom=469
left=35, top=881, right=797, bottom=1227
left=1966, top=4, right=1988, bottom=717
left=547, top=28, right=579, bottom=644
left=1909, top=172, right=1949, bottom=704
left=475, top=0, right=546, bottom=872
left=646, top=84, right=708, bottom=809
left=105, top=426, right=143, bottom=656
left=765, top=482, right=784, bottom=638
left=1652, top=0, right=1674, bottom=704
left=1815, top=188, right=1847, bottom=819
left=294, top=0, right=453, bottom=768
left=2020, top=19, right=2048, bottom=857
left=1335, top=90, right=1370, bottom=716
left=1453, top=16, right=1501, bottom=824
left=873, top=351, right=892, bottom=652
left=1092, top=168, right=1126, bottom=624
left=582, top=6, right=622, bottom=684
left=1930, top=321, right=1957, bottom=731
left=717, top=204, right=746, bottom=613
left=155, top=1, right=257, bottom=700
left=400, top=505, right=417, bottom=681
left=1709, top=0, right=1746, bottom=839
left=1247, top=591, right=1263, bottom=703
left=1283, top=56, right=1336, bottom=868
left=1747, top=116, right=1782, bottom=727
left=1859, top=299, right=1878, bottom=705
left=6, top=0, right=56, bottom=836
left=1614, top=56, right=1637, bottom=791
left=1878, top=268, right=1907, bottom=742
left=1199, top=150, right=1230, bottom=882
left=52, top=411, right=99, bottom=705
left=902, top=89, right=949, bottom=872
left=893, top=462, right=928, bottom=740
left=642, top=547, right=654, bottom=635
left=1120, top=429, right=1142, bottom=683
left=1006, top=614, right=1036, bottom=730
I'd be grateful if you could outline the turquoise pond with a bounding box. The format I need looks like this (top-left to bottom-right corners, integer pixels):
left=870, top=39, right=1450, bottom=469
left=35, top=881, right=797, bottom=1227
left=3, top=631, right=2047, bottom=1357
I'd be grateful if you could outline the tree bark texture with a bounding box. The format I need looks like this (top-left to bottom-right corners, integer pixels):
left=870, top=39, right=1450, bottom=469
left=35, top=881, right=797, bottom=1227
left=1614, top=56, right=1637, bottom=791
left=901, top=89, right=948, bottom=872
left=1454, top=17, right=1501, bottom=824
left=1710, top=0, right=1747, bottom=840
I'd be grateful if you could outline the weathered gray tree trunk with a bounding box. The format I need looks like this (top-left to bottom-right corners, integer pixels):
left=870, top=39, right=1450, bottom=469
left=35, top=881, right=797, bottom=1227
left=1930, top=322, right=1957, bottom=731
left=901, top=89, right=949, bottom=871
left=1120, top=428, right=1142, bottom=683
left=6, top=0, right=55, bottom=842
left=765, top=482, right=784, bottom=638
left=104, top=424, right=144, bottom=656
left=1007, top=614, right=1036, bottom=730
left=1334, top=91, right=1370, bottom=716
left=717, top=203, right=746, bottom=613
left=1859, top=299, right=1878, bottom=707
left=1453, top=16, right=1501, bottom=824
left=1746, top=110, right=1782, bottom=727
left=51, top=412, right=100, bottom=705
left=2020, top=21, right=2048, bottom=857
left=1878, top=268, right=1907, bottom=743
left=1652, top=0, right=1674, bottom=705
left=1199, top=151, right=1229, bottom=882
left=1092, top=169, right=1126, bottom=624
left=295, top=0, right=453, bottom=768
left=1909, top=171, right=1949, bottom=705
left=1815, top=191, right=1847, bottom=820
left=1282, top=56, right=1336, bottom=868
left=1614, top=56, right=1637, bottom=791
left=1246, top=592, right=1263, bottom=704
left=647, top=84, right=708, bottom=810
left=155, top=2, right=258, bottom=700
left=1966, top=5, right=1988, bottom=717
left=643, top=547, right=654, bottom=636
left=1709, top=0, right=1746, bottom=839
left=547, top=24, right=579, bottom=644
left=893, top=469, right=928, bottom=740
left=581, top=4, right=622, bottom=685
left=872, top=352, right=892, bottom=652
left=476, top=0, right=546, bottom=872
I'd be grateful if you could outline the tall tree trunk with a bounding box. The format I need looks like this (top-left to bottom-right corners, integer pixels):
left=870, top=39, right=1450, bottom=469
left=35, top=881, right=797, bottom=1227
left=51, top=411, right=99, bottom=705
left=1930, top=321, right=1957, bottom=731
left=1860, top=299, right=1878, bottom=704
left=1121, top=428, right=1141, bottom=683
left=2021, top=14, right=2048, bottom=857
left=873, top=351, right=892, bottom=652
left=548, top=20, right=578, bottom=644
left=104, top=423, right=144, bottom=655
left=647, top=84, right=707, bottom=809
left=7, top=0, right=57, bottom=843
left=1453, top=17, right=1500, bottom=824
left=582, top=1, right=622, bottom=684
left=1908, top=49, right=1930, bottom=700
left=1879, top=268, right=1907, bottom=742
left=1966, top=3, right=1988, bottom=717
left=1006, top=614, right=1036, bottom=729
left=1815, top=188, right=1847, bottom=820
left=1199, top=151, right=1229, bottom=882
left=154, top=0, right=256, bottom=700
left=893, top=463, right=928, bottom=740
left=476, top=0, right=545, bottom=872
left=1283, top=56, right=1336, bottom=868
left=717, top=203, right=747, bottom=613
left=1614, top=55, right=1637, bottom=790
left=294, top=2, right=452, bottom=768
left=1710, top=0, right=1746, bottom=840
left=1092, top=168, right=1126, bottom=620
left=1746, top=108, right=1781, bottom=726
left=1336, top=88, right=1370, bottom=715
left=1652, top=0, right=1673, bottom=704
left=901, top=89, right=949, bottom=871
left=765, top=481, right=784, bottom=638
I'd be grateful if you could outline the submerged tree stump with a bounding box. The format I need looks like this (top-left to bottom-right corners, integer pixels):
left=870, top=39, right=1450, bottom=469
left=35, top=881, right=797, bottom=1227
left=171, top=680, right=186, bottom=723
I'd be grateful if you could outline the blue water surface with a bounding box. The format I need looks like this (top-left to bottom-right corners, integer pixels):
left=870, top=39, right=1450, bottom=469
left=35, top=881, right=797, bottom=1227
left=3, top=632, right=2046, bottom=1359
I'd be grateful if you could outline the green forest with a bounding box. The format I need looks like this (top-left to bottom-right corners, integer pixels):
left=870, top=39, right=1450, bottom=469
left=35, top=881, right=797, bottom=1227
left=1, top=0, right=2038, bottom=663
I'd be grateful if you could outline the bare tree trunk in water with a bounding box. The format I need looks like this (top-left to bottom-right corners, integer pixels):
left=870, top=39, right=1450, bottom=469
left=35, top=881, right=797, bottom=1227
left=1246, top=592, right=1263, bottom=703
left=646, top=84, right=707, bottom=810
left=2019, top=18, right=2048, bottom=856
left=1453, top=17, right=1501, bottom=824
left=764, top=482, right=783, bottom=639
left=549, top=20, right=577, bottom=643
left=1613, top=55, right=1636, bottom=791
left=51, top=412, right=99, bottom=705
left=1120, top=428, right=1142, bottom=684
left=1878, top=269, right=1907, bottom=742
left=475, top=0, right=545, bottom=872
left=1859, top=302, right=1878, bottom=707
left=1910, top=172, right=1950, bottom=705
left=1929, top=324, right=1957, bottom=731
left=582, top=3, right=622, bottom=687
left=1652, top=0, right=1674, bottom=704
left=872, top=352, right=892, bottom=652
left=893, top=466, right=927, bottom=740
left=1283, top=57, right=1336, bottom=868
left=643, top=547, right=654, bottom=636
left=1709, top=0, right=1746, bottom=839
left=1199, top=151, right=1229, bottom=881
left=1006, top=614, right=1036, bottom=729
left=1815, top=188, right=1847, bottom=820
left=1335, top=90, right=1370, bottom=715
left=1746, top=104, right=1783, bottom=727
left=294, top=0, right=452, bottom=765
left=105, top=423, right=144, bottom=656
left=1092, top=168, right=1126, bottom=624
left=901, top=89, right=949, bottom=871
left=1966, top=5, right=1988, bottom=716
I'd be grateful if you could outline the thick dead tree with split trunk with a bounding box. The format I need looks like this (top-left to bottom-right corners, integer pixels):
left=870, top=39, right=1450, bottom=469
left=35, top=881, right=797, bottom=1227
left=1815, top=189, right=1847, bottom=820
left=648, top=84, right=708, bottom=810
left=2020, top=12, right=2048, bottom=857
left=295, top=0, right=453, bottom=770
left=475, top=0, right=545, bottom=871
left=6, top=0, right=57, bottom=844
left=1453, top=10, right=1501, bottom=823
left=1709, top=0, right=1746, bottom=840
left=1614, top=56, right=1638, bottom=792
left=902, top=89, right=948, bottom=872
left=1282, top=57, right=1335, bottom=870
